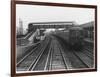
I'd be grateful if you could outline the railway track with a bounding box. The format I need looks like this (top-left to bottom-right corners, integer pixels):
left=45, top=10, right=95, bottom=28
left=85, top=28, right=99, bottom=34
left=73, top=51, right=94, bottom=68
left=84, top=47, right=94, bottom=54
left=28, top=36, right=72, bottom=71
left=16, top=37, right=51, bottom=71
left=81, top=50, right=94, bottom=59
left=17, top=42, right=41, bottom=62
left=29, top=38, right=51, bottom=71
left=48, top=38, right=72, bottom=70
left=43, top=36, right=72, bottom=71
left=55, top=36, right=94, bottom=69
left=81, top=45, right=94, bottom=59
left=17, top=36, right=73, bottom=71
left=17, top=35, right=94, bottom=71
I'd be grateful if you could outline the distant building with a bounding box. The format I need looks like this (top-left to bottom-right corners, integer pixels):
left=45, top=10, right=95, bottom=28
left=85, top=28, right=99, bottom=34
left=18, top=18, right=23, bottom=35
left=16, top=26, right=19, bottom=35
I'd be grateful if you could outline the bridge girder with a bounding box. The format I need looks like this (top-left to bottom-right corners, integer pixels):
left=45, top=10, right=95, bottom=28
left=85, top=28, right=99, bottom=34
left=28, top=22, right=74, bottom=33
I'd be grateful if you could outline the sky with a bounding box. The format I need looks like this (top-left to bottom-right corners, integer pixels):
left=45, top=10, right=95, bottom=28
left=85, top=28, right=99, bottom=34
left=16, top=4, right=95, bottom=30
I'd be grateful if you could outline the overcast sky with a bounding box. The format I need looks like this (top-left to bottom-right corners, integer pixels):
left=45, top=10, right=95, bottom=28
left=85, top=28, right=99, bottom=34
left=16, top=4, right=95, bottom=30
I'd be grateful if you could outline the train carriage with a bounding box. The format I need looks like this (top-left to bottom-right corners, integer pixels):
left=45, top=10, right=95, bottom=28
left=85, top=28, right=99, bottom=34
left=69, top=27, right=83, bottom=50
left=34, top=29, right=46, bottom=43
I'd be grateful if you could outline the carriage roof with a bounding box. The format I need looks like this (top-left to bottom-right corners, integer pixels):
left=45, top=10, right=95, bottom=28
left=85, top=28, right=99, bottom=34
left=70, top=27, right=82, bottom=30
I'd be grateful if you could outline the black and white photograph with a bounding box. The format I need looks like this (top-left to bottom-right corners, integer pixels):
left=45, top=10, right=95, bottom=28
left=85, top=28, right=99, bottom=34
left=13, top=1, right=97, bottom=75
